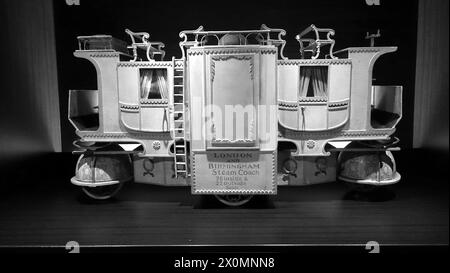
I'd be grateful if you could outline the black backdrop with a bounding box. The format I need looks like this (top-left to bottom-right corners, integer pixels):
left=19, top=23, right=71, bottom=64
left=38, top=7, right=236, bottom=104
left=53, top=0, right=418, bottom=151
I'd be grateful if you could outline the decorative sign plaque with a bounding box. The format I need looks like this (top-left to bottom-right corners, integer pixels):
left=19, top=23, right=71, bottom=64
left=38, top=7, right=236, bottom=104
left=192, top=151, right=276, bottom=194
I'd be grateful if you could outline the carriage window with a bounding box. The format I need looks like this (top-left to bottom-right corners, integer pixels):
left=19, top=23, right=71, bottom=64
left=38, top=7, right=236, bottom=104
left=299, top=66, right=328, bottom=97
left=139, top=69, right=168, bottom=99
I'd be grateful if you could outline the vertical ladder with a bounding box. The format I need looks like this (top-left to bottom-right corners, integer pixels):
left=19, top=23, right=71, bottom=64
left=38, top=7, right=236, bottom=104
left=172, top=58, right=188, bottom=178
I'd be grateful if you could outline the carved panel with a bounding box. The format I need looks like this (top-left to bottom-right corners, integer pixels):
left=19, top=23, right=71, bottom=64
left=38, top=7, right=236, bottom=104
left=207, top=54, right=259, bottom=148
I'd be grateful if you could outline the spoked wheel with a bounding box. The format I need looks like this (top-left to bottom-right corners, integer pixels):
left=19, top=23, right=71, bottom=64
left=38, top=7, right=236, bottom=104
left=214, top=195, right=253, bottom=207
left=81, top=182, right=124, bottom=200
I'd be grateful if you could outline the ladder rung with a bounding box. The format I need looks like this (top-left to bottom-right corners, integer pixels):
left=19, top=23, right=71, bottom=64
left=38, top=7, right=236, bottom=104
left=174, top=85, right=183, bottom=87
left=174, top=111, right=184, bottom=113
left=174, top=94, right=184, bottom=96
left=174, top=75, right=184, bottom=78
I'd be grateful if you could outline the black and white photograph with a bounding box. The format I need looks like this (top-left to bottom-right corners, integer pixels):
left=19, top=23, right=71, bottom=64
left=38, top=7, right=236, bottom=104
left=0, top=0, right=448, bottom=269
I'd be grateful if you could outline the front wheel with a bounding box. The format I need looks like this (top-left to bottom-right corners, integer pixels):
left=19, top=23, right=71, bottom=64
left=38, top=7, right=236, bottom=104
left=81, top=182, right=124, bottom=200
left=214, top=195, right=253, bottom=207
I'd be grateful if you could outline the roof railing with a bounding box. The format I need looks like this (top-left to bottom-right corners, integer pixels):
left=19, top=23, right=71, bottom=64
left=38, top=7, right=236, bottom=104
left=178, top=24, right=287, bottom=59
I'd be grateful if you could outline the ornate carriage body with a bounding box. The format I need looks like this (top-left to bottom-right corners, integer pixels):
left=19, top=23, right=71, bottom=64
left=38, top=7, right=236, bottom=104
left=69, top=25, right=402, bottom=203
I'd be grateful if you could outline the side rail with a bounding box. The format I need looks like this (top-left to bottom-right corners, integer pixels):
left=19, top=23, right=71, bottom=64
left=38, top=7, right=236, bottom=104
left=295, top=24, right=337, bottom=60
left=178, top=24, right=287, bottom=59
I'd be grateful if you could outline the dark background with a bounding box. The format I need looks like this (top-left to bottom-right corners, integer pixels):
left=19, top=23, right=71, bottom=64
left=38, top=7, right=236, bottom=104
left=53, top=0, right=418, bottom=151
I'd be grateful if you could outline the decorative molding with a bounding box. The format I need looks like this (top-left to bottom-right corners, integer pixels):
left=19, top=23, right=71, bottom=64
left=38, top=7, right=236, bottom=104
left=187, top=48, right=277, bottom=57
left=187, top=50, right=204, bottom=56
left=80, top=132, right=171, bottom=139
left=260, top=49, right=278, bottom=55
left=278, top=106, right=298, bottom=111
left=328, top=101, right=349, bottom=108
left=205, top=49, right=261, bottom=55
left=140, top=98, right=169, bottom=105
left=152, top=141, right=161, bottom=150
left=89, top=52, right=120, bottom=58
left=119, top=103, right=139, bottom=112
left=278, top=100, right=298, bottom=110
left=278, top=97, right=329, bottom=109
left=284, top=129, right=395, bottom=140
left=306, top=140, right=316, bottom=149
left=194, top=190, right=275, bottom=194
left=299, top=96, right=328, bottom=103
left=278, top=59, right=351, bottom=65
left=347, top=48, right=381, bottom=53
left=174, top=60, right=184, bottom=67
left=328, top=100, right=349, bottom=111
left=117, top=61, right=173, bottom=67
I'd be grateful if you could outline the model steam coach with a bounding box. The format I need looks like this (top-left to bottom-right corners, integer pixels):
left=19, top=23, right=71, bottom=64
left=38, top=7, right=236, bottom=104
left=69, top=25, right=402, bottom=205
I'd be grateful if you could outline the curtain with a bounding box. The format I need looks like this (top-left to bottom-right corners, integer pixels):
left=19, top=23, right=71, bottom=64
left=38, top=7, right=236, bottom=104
left=140, top=69, right=153, bottom=98
left=0, top=0, right=62, bottom=162
left=413, top=0, right=449, bottom=151
left=311, top=67, right=327, bottom=97
left=299, top=68, right=311, bottom=97
left=299, top=67, right=327, bottom=97
left=156, top=70, right=168, bottom=99
left=140, top=70, right=169, bottom=100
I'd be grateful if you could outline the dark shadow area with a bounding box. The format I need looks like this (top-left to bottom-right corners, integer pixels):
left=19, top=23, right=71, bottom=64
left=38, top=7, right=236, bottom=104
left=193, top=195, right=275, bottom=209
left=342, top=183, right=397, bottom=202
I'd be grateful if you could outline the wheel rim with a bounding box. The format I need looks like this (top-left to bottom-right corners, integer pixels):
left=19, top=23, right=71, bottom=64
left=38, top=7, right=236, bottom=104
left=214, top=195, right=253, bottom=207
left=82, top=182, right=123, bottom=200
